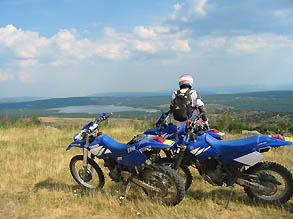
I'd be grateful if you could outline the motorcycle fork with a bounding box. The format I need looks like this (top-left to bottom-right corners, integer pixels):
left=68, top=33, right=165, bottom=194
left=83, top=133, right=89, bottom=175
left=174, top=145, right=186, bottom=170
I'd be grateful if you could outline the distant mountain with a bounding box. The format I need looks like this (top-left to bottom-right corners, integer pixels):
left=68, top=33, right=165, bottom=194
left=198, top=84, right=293, bottom=94
left=0, top=97, right=49, bottom=103
left=89, top=90, right=172, bottom=97
left=204, top=90, right=293, bottom=112
left=89, top=84, right=293, bottom=97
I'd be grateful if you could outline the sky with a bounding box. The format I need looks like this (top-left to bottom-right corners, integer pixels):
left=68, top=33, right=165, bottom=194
left=0, top=0, right=293, bottom=98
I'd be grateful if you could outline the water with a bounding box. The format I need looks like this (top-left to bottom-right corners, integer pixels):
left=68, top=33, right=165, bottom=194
left=55, top=105, right=158, bottom=114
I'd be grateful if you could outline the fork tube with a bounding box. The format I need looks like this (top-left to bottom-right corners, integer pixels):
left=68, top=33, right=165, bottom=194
left=83, top=133, right=89, bottom=168
left=174, top=145, right=186, bottom=170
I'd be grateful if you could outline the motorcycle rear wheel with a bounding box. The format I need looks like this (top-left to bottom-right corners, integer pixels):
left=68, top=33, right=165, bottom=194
left=142, top=165, right=185, bottom=206
left=244, top=162, right=293, bottom=204
left=69, top=155, right=105, bottom=189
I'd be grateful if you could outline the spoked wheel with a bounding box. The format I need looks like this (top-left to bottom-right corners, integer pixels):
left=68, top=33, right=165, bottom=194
left=142, top=165, right=185, bottom=206
left=70, top=155, right=105, bottom=189
left=155, top=158, right=193, bottom=191
left=244, top=162, right=293, bottom=204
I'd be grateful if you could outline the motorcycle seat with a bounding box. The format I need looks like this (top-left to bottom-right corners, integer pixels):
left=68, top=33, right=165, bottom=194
left=101, top=134, right=128, bottom=155
left=205, top=134, right=259, bottom=155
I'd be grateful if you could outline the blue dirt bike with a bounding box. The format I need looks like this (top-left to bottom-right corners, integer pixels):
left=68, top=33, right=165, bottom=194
left=144, top=110, right=226, bottom=140
left=144, top=110, right=226, bottom=191
left=152, top=115, right=293, bottom=207
left=66, top=113, right=185, bottom=206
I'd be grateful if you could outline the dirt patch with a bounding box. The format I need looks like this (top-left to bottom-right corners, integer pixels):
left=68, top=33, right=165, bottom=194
left=0, top=202, right=19, bottom=218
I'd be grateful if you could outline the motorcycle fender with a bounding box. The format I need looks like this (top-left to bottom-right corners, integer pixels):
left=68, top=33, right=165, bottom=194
left=258, top=135, right=293, bottom=149
left=66, top=140, right=85, bottom=151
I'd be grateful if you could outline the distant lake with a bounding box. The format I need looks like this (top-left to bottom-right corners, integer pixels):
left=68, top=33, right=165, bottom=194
left=55, top=105, right=158, bottom=114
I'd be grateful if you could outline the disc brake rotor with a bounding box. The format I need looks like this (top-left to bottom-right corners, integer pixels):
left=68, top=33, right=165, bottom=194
left=78, top=168, right=93, bottom=182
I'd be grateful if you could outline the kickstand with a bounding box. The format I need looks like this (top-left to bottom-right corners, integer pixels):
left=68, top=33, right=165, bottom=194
left=119, top=179, right=131, bottom=206
left=225, top=185, right=234, bottom=209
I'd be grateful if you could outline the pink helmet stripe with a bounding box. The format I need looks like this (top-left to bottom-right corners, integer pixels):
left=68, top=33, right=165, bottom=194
left=179, top=74, right=192, bottom=79
left=179, top=74, right=193, bottom=86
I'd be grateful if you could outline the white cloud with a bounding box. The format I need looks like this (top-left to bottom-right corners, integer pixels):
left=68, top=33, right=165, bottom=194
left=134, top=26, right=157, bottom=39
left=169, top=0, right=208, bottom=22
left=231, top=36, right=267, bottom=52
left=103, top=27, right=117, bottom=37
left=133, top=40, right=157, bottom=53
left=95, top=42, right=130, bottom=60
left=272, top=9, right=293, bottom=23
left=174, top=3, right=182, bottom=11
left=198, top=34, right=293, bottom=54
left=49, top=59, right=65, bottom=67
left=199, top=37, right=226, bottom=48
left=0, top=19, right=292, bottom=89
left=229, top=34, right=293, bottom=53
left=18, top=70, right=36, bottom=83
left=195, top=0, right=207, bottom=16
left=53, top=29, right=93, bottom=59
left=0, top=69, right=14, bottom=81
left=15, top=59, right=38, bottom=67
left=0, top=24, right=192, bottom=67
left=171, top=40, right=191, bottom=52
left=153, top=26, right=171, bottom=33
left=0, top=24, right=50, bottom=58
left=170, top=3, right=182, bottom=20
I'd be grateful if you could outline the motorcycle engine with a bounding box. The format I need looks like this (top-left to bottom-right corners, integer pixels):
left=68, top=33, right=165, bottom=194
left=104, top=157, right=122, bottom=182
left=199, top=158, right=226, bottom=186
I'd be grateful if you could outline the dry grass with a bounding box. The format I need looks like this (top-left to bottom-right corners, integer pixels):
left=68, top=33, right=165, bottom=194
left=0, top=118, right=292, bottom=219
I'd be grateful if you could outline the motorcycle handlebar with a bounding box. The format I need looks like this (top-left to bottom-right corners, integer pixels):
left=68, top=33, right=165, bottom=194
left=95, top=112, right=113, bottom=123
left=75, top=113, right=113, bottom=140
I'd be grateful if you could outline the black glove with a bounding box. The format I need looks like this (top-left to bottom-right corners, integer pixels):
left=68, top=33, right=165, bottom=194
left=203, top=121, right=209, bottom=131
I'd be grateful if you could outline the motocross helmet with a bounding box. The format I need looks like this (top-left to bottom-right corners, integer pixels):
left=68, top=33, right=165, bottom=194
left=179, top=74, right=193, bottom=88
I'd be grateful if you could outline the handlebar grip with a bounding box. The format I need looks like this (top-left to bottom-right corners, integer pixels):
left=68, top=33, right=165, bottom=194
left=95, top=112, right=113, bottom=123
left=105, top=112, right=113, bottom=119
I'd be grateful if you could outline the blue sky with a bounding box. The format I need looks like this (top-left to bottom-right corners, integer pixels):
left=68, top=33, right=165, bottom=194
left=0, top=0, right=293, bottom=97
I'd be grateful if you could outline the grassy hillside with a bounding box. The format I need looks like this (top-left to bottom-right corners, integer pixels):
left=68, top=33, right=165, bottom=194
left=0, top=118, right=292, bottom=218
left=204, top=90, right=293, bottom=112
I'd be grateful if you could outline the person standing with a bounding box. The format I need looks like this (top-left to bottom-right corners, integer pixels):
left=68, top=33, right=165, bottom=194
left=170, top=74, right=209, bottom=130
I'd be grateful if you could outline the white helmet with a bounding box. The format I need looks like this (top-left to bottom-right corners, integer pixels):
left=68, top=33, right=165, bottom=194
left=179, top=74, right=193, bottom=87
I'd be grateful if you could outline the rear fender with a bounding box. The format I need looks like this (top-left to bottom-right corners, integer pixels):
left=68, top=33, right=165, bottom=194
left=257, top=135, right=293, bottom=150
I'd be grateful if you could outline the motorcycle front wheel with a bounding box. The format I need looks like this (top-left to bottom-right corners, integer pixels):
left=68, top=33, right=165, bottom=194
left=155, top=157, right=193, bottom=191
left=244, top=162, right=293, bottom=204
left=141, top=165, right=185, bottom=206
left=69, top=155, right=105, bottom=189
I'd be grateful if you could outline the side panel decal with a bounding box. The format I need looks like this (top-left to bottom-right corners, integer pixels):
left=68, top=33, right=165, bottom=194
left=234, top=151, right=264, bottom=166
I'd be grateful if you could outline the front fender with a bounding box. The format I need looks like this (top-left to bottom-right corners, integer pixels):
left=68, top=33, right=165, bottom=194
left=66, top=139, right=85, bottom=151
